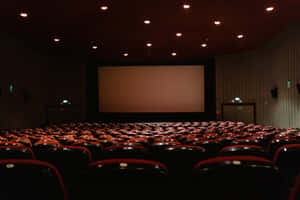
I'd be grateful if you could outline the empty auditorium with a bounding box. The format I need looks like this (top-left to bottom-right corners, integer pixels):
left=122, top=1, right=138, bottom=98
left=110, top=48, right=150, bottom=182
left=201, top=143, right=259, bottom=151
left=2, top=0, right=300, bottom=199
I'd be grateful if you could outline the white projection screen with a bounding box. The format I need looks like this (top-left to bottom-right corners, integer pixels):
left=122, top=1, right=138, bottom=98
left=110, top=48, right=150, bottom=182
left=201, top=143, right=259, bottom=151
left=98, top=65, right=205, bottom=113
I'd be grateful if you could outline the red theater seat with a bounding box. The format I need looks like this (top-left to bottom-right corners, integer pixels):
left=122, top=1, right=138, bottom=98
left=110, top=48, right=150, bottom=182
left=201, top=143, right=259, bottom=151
left=103, top=145, right=150, bottom=159
left=192, top=156, right=284, bottom=200
left=0, top=159, right=67, bottom=200
left=87, top=158, right=168, bottom=184
left=289, top=172, right=300, bottom=200
left=273, top=144, right=300, bottom=188
left=0, top=146, right=35, bottom=159
left=219, top=145, right=267, bottom=157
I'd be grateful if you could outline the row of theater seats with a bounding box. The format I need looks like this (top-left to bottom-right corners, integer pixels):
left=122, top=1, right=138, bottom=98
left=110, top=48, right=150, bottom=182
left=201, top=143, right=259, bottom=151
left=1, top=121, right=300, bottom=200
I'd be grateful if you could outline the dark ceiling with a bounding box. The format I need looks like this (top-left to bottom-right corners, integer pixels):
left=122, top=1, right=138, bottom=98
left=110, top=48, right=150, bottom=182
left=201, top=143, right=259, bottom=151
left=5, top=0, right=300, bottom=63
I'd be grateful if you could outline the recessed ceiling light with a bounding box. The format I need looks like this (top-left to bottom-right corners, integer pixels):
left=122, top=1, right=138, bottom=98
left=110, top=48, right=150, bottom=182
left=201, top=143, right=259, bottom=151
left=53, top=38, right=61, bottom=42
left=201, top=43, right=207, bottom=48
left=123, top=53, right=129, bottom=57
left=146, top=43, right=152, bottom=47
left=237, top=34, right=244, bottom=39
left=183, top=4, right=191, bottom=9
left=176, top=33, right=183, bottom=37
left=265, top=6, right=275, bottom=12
left=214, top=20, right=222, bottom=26
left=100, top=5, right=109, bottom=10
left=171, top=52, right=177, bottom=56
left=144, top=20, right=151, bottom=24
left=19, top=12, right=28, bottom=18
left=92, top=45, right=98, bottom=50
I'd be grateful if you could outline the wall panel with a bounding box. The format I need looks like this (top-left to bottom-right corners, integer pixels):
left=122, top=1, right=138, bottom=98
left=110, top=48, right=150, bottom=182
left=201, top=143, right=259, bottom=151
left=216, top=22, right=300, bottom=128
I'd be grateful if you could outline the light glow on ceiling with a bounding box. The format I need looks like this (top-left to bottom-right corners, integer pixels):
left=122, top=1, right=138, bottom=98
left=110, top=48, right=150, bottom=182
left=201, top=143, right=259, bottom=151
left=183, top=4, right=191, bottom=9
left=144, top=20, right=151, bottom=24
left=19, top=12, right=28, bottom=18
left=266, top=6, right=275, bottom=12
left=100, top=5, right=109, bottom=11
left=176, top=33, right=183, bottom=37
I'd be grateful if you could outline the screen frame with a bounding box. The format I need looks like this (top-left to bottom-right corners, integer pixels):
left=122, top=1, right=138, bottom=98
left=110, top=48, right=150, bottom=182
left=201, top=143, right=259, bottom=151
left=86, top=59, right=216, bottom=122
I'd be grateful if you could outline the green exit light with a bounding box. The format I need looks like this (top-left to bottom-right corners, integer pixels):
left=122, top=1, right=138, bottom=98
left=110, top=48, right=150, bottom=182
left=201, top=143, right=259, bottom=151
left=9, top=84, right=14, bottom=93
left=288, top=80, right=291, bottom=89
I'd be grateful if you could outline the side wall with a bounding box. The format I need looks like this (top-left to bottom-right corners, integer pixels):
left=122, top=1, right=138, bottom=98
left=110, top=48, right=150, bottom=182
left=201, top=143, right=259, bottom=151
left=216, top=22, right=300, bottom=128
left=0, top=34, right=85, bottom=128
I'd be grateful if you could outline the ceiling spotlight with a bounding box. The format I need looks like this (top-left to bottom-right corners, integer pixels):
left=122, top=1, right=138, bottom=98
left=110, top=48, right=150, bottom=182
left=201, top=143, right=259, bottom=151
left=171, top=52, right=177, bottom=56
left=183, top=4, right=191, bottom=9
left=19, top=12, right=28, bottom=18
left=100, top=5, right=109, bottom=10
left=53, top=38, right=61, bottom=42
left=176, top=33, right=183, bottom=37
left=92, top=45, right=98, bottom=50
left=144, top=20, right=151, bottom=24
left=214, top=20, right=222, bottom=25
left=237, top=34, right=244, bottom=39
left=123, top=53, right=129, bottom=57
left=146, top=43, right=152, bottom=47
left=265, top=6, right=275, bottom=12
left=201, top=43, right=207, bottom=48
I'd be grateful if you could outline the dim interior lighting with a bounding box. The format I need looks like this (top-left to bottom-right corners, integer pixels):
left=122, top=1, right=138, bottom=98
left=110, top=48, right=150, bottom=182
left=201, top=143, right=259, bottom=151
left=201, top=43, right=207, bottom=48
left=6, top=163, right=15, bottom=169
left=92, top=45, right=98, bottom=50
left=183, top=4, right=191, bottom=9
left=53, top=38, right=61, bottom=42
left=100, top=5, right=109, bottom=10
left=9, top=84, right=14, bottom=93
left=60, top=99, right=71, bottom=105
left=176, top=32, right=183, bottom=37
left=146, top=43, right=152, bottom=47
left=237, top=34, right=244, bottom=39
left=19, top=12, right=28, bottom=18
left=120, top=162, right=128, bottom=168
left=232, top=97, right=242, bottom=103
left=171, top=52, right=177, bottom=56
left=266, top=6, right=275, bottom=12
left=233, top=160, right=241, bottom=165
left=144, top=20, right=151, bottom=24
left=123, top=53, right=129, bottom=57
left=214, top=20, right=222, bottom=25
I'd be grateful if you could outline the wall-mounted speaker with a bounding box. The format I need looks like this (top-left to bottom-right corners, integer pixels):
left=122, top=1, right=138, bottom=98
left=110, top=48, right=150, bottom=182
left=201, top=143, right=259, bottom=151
left=297, top=83, right=300, bottom=94
left=271, top=87, right=278, bottom=98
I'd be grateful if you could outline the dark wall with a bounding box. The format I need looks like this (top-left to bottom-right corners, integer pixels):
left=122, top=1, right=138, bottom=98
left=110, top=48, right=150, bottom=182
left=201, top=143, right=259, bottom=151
left=86, top=60, right=216, bottom=122
left=0, top=34, right=86, bottom=129
left=216, top=22, right=300, bottom=128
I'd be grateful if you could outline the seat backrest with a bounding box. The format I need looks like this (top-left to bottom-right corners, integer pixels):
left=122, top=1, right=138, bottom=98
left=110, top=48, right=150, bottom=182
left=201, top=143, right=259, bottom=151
left=192, top=156, right=283, bottom=200
left=0, top=146, right=35, bottom=159
left=87, top=158, right=168, bottom=184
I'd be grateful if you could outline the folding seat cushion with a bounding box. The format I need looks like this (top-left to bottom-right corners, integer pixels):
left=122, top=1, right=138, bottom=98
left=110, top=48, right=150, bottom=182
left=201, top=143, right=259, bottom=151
left=103, top=145, right=150, bottom=159
left=0, top=146, right=35, bottom=159
left=0, top=159, right=67, bottom=200
left=191, top=156, right=284, bottom=200
left=219, top=145, right=268, bottom=158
